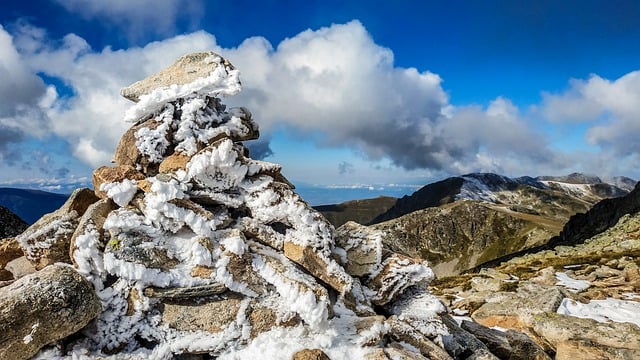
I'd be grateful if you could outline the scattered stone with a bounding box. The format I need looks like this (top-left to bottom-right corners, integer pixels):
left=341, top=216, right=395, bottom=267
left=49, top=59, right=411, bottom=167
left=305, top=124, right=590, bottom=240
left=471, top=282, right=564, bottom=331
left=69, top=198, right=117, bottom=268
left=503, top=329, right=552, bottom=360
left=247, top=300, right=300, bottom=339
left=353, top=315, right=387, bottom=346
left=291, top=348, right=331, bottom=360
left=555, top=339, right=640, bottom=360
left=0, top=265, right=101, bottom=360
left=159, top=152, right=192, bottom=173
left=384, top=342, right=430, bottom=359
left=440, top=314, right=498, bottom=360
left=531, top=312, right=640, bottom=351
left=4, top=256, right=35, bottom=281
left=461, top=320, right=550, bottom=360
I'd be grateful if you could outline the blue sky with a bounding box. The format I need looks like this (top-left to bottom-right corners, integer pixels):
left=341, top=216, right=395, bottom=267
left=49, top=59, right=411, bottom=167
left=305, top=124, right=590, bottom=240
left=1, top=1, right=640, bottom=203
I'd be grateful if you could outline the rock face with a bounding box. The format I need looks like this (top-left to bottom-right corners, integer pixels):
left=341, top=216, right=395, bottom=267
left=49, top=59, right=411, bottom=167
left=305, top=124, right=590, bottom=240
left=374, top=200, right=560, bottom=277
left=1, top=52, right=460, bottom=359
left=0, top=265, right=101, bottom=360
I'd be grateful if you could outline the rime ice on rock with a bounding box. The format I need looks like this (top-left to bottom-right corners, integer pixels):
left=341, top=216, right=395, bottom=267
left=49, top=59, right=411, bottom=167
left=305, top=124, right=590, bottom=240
left=18, top=51, right=447, bottom=359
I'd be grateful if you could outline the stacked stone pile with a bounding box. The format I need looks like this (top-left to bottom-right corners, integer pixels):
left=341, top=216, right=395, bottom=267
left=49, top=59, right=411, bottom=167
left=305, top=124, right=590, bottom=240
left=0, top=52, right=511, bottom=360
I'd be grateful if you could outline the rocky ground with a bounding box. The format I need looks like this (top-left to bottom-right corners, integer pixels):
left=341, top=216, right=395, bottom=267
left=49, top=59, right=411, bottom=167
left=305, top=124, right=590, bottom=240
left=431, top=210, right=640, bottom=359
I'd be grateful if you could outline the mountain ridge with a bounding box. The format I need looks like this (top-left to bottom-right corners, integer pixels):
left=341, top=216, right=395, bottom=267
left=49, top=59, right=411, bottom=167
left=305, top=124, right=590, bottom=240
left=0, top=188, right=69, bottom=224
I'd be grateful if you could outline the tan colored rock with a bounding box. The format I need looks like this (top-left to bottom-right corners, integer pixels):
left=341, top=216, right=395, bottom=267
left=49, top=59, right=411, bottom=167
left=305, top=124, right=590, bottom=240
left=471, top=282, right=564, bottom=331
left=0, top=237, right=23, bottom=269
left=16, top=188, right=98, bottom=270
left=247, top=302, right=300, bottom=339
left=284, top=241, right=352, bottom=294
left=191, top=265, right=214, bottom=278
left=92, top=165, right=145, bottom=199
left=159, top=152, right=192, bottom=173
left=120, top=51, right=234, bottom=102
left=4, top=256, right=35, bottom=280
left=112, top=118, right=166, bottom=172
left=504, top=329, right=552, bottom=360
left=354, top=315, right=387, bottom=346
left=364, top=348, right=389, bottom=360
left=334, top=221, right=383, bottom=277
left=366, top=252, right=434, bottom=306
left=529, top=266, right=557, bottom=285
left=69, top=198, right=117, bottom=267
left=0, top=265, right=101, bottom=360
left=555, top=339, right=640, bottom=360
left=469, top=277, right=503, bottom=292
left=384, top=343, right=430, bottom=359
left=291, top=349, right=330, bottom=360
left=387, top=316, right=452, bottom=359
left=161, top=294, right=243, bottom=333
left=217, top=231, right=268, bottom=295
left=531, top=312, right=640, bottom=351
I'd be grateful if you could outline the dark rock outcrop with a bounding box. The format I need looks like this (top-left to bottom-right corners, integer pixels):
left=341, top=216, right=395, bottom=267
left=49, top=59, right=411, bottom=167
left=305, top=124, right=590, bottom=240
left=0, top=205, right=27, bottom=239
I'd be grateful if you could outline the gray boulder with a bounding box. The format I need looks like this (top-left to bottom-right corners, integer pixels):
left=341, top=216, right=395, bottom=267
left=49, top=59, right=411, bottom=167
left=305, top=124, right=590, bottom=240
left=0, top=265, right=102, bottom=360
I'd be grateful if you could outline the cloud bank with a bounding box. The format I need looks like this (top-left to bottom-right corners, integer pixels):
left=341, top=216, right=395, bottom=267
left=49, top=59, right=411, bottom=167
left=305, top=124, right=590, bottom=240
left=0, top=20, right=638, bottom=184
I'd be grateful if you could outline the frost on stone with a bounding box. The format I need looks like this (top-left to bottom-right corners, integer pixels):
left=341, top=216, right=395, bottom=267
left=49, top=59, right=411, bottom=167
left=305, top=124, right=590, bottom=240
left=16, top=211, right=78, bottom=262
left=100, top=179, right=138, bottom=207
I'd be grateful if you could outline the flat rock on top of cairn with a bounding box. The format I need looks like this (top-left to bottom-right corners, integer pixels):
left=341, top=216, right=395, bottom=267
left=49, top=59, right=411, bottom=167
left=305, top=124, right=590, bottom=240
left=120, top=51, right=235, bottom=102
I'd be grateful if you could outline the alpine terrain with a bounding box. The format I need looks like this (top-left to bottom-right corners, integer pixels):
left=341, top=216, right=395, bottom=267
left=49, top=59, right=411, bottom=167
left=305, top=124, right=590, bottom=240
left=320, top=173, right=635, bottom=276
left=1, top=52, right=639, bottom=360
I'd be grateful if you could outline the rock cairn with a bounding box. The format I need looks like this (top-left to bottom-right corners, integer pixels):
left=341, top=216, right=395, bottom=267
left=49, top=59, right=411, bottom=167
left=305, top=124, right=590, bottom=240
left=1, top=52, right=465, bottom=359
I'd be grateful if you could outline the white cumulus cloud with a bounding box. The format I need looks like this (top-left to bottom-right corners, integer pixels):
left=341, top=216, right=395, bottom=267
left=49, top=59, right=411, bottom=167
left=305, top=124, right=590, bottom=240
left=542, top=71, right=640, bottom=157
left=3, top=19, right=635, bottom=182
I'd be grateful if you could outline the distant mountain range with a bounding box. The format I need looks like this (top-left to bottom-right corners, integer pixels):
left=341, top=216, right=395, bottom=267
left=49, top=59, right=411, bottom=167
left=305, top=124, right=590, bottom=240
left=316, top=172, right=637, bottom=276
left=0, top=188, right=69, bottom=224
